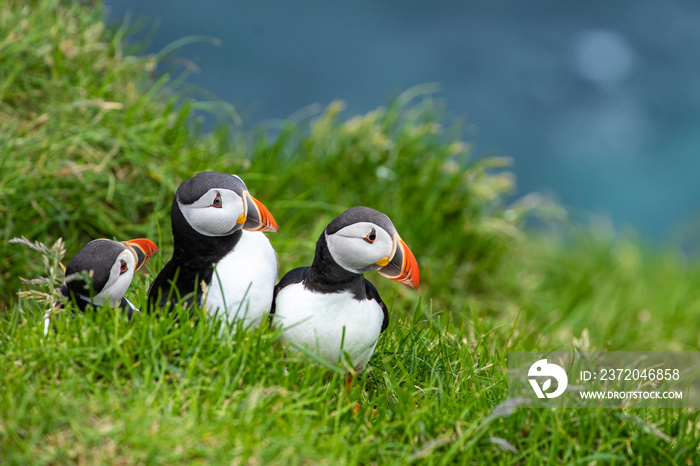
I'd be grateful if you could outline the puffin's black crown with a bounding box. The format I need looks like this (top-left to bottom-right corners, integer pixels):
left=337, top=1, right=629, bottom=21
left=177, top=172, right=247, bottom=205
left=325, top=206, right=396, bottom=236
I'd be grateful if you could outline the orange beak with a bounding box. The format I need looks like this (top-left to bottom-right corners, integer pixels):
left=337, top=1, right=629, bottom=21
left=378, top=234, right=420, bottom=289
left=123, top=238, right=159, bottom=271
left=242, top=191, right=279, bottom=233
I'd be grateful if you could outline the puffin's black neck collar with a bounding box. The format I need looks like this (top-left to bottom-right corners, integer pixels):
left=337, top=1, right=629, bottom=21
left=61, top=284, right=92, bottom=312
left=60, top=285, right=135, bottom=319
left=304, top=233, right=367, bottom=300
left=170, top=197, right=242, bottom=271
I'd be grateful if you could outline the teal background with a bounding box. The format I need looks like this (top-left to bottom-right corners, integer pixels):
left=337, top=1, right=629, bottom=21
left=104, top=1, right=700, bottom=242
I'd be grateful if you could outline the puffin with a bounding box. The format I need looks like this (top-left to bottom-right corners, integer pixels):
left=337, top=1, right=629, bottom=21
left=148, top=172, right=278, bottom=328
left=271, top=206, right=419, bottom=374
left=45, top=237, right=158, bottom=334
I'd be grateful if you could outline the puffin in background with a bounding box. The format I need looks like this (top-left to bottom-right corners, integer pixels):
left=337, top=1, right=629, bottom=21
left=271, top=206, right=419, bottom=374
left=148, top=172, right=278, bottom=328
left=46, top=238, right=158, bottom=334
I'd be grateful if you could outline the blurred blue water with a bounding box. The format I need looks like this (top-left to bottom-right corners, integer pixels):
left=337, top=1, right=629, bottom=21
left=103, top=1, right=700, bottom=242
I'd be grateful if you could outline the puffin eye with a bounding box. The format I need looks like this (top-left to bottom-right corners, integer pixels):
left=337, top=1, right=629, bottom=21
left=212, top=193, right=223, bottom=208
left=363, top=228, right=377, bottom=244
left=119, top=260, right=128, bottom=275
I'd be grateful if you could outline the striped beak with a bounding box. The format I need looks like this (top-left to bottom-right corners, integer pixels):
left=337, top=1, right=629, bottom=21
left=378, top=233, right=420, bottom=289
left=241, top=191, right=279, bottom=233
left=123, top=238, right=159, bottom=271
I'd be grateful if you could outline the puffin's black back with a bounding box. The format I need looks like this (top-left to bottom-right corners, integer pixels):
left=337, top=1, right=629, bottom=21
left=147, top=192, right=243, bottom=311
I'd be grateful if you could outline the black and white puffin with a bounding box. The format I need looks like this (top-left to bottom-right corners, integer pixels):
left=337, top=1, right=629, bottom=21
left=148, top=172, right=278, bottom=328
left=45, top=238, right=158, bottom=334
left=271, top=206, right=419, bottom=373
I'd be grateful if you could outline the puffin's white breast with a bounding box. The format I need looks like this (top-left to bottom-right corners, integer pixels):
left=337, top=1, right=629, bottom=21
left=273, top=283, right=384, bottom=371
left=205, top=230, right=277, bottom=328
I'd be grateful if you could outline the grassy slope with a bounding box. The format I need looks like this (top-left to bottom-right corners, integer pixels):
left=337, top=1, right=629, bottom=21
left=1, top=1, right=699, bottom=464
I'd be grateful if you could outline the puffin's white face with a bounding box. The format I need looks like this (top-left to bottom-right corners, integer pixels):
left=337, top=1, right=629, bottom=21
left=92, top=248, right=137, bottom=305
left=325, top=221, right=395, bottom=274
left=178, top=188, right=246, bottom=237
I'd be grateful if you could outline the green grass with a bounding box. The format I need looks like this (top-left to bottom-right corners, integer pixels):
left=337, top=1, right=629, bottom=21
left=1, top=1, right=699, bottom=464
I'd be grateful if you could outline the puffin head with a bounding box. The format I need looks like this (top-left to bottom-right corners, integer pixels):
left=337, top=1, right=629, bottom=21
left=323, top=206, right=419, bottom=289
left=175, top=172, right=278, bottom=237
left=64, top=238, right=158, bottom=305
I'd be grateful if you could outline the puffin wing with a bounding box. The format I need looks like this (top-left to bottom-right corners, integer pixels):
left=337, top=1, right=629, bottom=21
left=364, top=279, right=389, bottom=333
left=147, top=259, right=177, bottom=310
left=148, top=259, right=208, bottom=311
